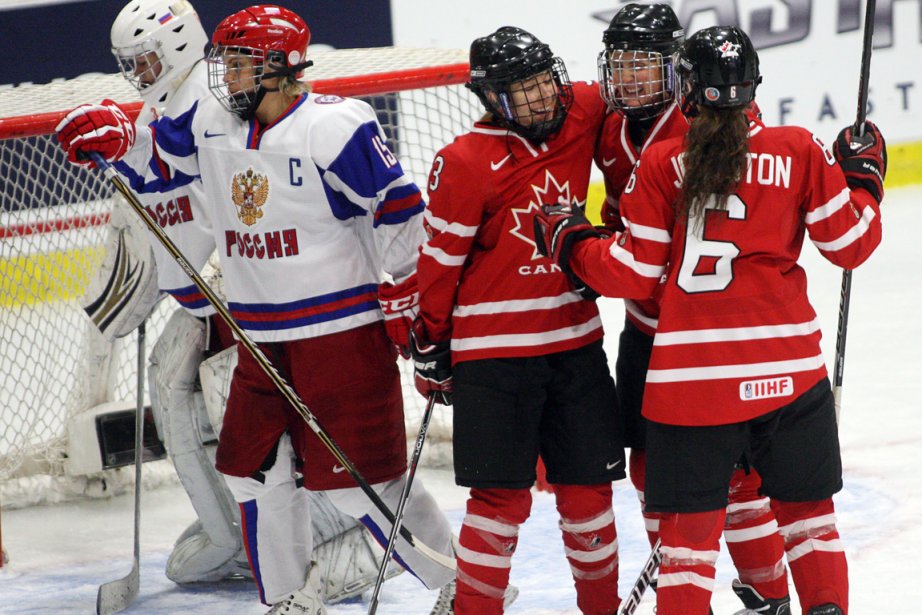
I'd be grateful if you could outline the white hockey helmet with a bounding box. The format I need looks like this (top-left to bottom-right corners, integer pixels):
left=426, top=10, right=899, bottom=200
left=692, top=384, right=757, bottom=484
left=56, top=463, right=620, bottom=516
left=110, top=0, right=208, bottom=107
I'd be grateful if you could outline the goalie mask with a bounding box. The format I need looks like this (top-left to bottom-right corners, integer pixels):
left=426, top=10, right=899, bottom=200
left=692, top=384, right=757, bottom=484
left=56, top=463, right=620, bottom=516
left=207, top=4, right=312, bottom=121
left=598, top=3, right=684, bottom=120
left=110, top=0, right=209, bottom=108
left=675, top=26, right=761, bottom=117
left=467, top=26, right=573, bottom=143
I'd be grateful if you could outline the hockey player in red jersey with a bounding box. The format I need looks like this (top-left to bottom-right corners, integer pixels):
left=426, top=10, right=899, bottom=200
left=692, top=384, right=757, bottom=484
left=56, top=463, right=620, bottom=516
left=535, top=26, right=886, bottom=615
left=412, top=27, right=624, bottom=615
left=597, top=6, right=791, bottom=614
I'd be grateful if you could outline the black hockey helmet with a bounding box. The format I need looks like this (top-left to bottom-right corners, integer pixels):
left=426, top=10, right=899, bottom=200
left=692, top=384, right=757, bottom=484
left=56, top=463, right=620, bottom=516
left=675, top=26, right=761, bottom=117
left=599, top=3, right=684, bottom=119
left=467, top=26, right=573, bottom=142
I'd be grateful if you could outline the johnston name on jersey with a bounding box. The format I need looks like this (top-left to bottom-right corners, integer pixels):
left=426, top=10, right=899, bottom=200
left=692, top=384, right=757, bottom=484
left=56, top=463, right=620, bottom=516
left=571, top=115, right=882, bottom=425
left=418, top=82, right=609, bottom=363
left=121, top=91, right=425, bottom=343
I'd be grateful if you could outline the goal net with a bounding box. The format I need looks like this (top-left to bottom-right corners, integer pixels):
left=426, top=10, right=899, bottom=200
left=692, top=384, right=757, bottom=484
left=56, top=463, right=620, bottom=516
left=0, top=47, right=479, bottom=511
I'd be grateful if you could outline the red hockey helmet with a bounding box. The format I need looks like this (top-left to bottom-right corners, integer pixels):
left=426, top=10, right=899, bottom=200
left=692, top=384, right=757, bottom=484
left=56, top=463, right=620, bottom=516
left=207, top=5, right=312, bottom=119
left=211, top=5, right=310, bottom=76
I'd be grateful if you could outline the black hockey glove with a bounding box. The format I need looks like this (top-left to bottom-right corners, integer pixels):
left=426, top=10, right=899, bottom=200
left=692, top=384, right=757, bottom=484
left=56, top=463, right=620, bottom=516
left=833, top=120, right=887, bottom=205
left=409, top=319, right=452, bottom=406
left=533, top=204, right=604, bottom=299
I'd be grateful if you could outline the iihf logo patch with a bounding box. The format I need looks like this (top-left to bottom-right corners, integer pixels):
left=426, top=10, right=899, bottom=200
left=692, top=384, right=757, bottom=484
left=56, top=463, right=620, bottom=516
left=739, top=377, right=794, bottom=401
left=315, top=94, right=344, bottom=105
left=704, top=87, right=721, bottom=102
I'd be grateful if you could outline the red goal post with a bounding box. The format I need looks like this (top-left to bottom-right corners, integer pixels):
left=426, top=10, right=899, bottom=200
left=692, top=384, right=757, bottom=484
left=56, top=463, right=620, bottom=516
left=0, top=47, right=477, bottom=521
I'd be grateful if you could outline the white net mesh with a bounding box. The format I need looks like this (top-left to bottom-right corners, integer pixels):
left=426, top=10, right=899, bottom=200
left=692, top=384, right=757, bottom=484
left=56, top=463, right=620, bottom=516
left=0, top=47, right=479, bottom=506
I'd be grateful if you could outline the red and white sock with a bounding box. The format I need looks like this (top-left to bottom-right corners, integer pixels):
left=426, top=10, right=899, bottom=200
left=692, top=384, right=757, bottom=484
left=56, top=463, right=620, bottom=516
left=555, top=483, right=621, bottom=615
left=773, top=498, right=848, bottom=613
left=454, top=488, right=531, bottom=615
left=724, top=468, right=789, bottom=599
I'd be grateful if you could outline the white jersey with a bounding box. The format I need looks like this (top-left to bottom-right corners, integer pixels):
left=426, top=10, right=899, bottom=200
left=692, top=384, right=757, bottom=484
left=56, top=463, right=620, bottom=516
left=122, top=91, right=426, bottom=343
left=115, top=60, right=217, bottom=317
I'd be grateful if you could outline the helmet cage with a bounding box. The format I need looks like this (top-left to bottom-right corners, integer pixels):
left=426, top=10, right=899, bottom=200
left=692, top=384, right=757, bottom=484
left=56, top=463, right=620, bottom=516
left=470, top=56, right=573, bottom=142
left=109, top=0, right=208, bottom=107
left=598, top=48, right=675, bottom=120
left=207, top=45, right=271, bottom=120
left=597, top=3, right=684, bottom=119
left=113, top=39, right=168, bottom=96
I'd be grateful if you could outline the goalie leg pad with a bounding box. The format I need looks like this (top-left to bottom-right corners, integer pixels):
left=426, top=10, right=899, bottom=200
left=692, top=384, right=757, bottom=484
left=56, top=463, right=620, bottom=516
left=308, top=493, right=403, bottom=604
left=150, top=309, right=244, bottom=583
left=82, top=194, right=160, bottom=341
left=199, top=343, right=238, bottom=438
left=326, top=476, right=455, bottom=590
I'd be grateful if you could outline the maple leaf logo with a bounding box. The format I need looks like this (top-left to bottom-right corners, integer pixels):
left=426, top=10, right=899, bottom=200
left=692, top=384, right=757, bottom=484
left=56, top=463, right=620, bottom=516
left=509, top=169, right=583, bottom=260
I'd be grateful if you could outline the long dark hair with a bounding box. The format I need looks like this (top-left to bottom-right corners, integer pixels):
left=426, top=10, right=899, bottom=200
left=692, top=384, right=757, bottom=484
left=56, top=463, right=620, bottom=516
left=679, top=106, right=749, bottom=222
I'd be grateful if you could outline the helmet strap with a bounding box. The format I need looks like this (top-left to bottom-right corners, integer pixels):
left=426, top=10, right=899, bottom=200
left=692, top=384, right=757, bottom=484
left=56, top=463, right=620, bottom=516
left=262, top=60, right=314, bottom=82
left=497, top=91, right=515, bottom=121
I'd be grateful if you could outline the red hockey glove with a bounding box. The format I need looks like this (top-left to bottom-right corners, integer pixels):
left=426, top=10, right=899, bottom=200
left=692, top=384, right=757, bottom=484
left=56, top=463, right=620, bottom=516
left=533, top=204, right=604, bottom=299
left=378, top=274, right=419, bottom=359
left=833, top=120, right=887, bottom=205
left=409, top=319, right=452, bottom=406
left=55, top=99, right=136, bottom=167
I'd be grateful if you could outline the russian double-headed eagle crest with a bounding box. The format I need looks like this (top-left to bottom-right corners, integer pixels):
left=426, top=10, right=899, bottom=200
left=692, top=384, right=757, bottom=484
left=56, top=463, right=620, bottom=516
left=231, top=167, right=269, bottom=226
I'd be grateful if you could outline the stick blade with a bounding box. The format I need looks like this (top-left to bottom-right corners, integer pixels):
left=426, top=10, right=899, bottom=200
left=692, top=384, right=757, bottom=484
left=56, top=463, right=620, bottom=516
left=96, top=565, right=139, bottom=615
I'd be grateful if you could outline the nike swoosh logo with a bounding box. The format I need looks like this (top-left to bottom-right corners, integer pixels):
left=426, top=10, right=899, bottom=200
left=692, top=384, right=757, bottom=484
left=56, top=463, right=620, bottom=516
left=204, top=130, right=226, bottom=138
left=606, top=461, right=622, bottom=470
left=602, top=157, right=617, bottom=167
left=490, top=154, right=512, bottom=171
left=332, top=465, right=346, bottom=474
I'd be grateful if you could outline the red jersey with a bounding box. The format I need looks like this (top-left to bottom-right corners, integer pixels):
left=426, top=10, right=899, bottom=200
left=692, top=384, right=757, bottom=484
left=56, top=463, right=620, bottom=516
left=571, top=116, right=882, bottom=425
left=596, top=102, right=689, bottom=335
left=417, top=82, right=607, bottom=364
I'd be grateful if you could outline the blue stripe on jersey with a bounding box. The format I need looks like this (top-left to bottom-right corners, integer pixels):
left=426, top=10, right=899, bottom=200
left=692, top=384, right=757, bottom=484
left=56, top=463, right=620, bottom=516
left=317, top=163, right=369, bottom=220
left=113, top=160, right=197, bottom=194
left=247, top=94, right=308, bottom=150
left=151, top=101, right=199, bottom=158
left=228, top=283, right=380, bottom=331
left=163, top=283, right=210, bottom=309
left=325, top=121, right=409, bottom=199
left=375, top=184, right=425, bottom=227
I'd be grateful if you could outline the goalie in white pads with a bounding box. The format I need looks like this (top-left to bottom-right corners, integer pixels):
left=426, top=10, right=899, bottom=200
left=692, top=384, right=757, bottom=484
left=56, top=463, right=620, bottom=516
left=80, top=0, right=397, bottom=604
left=60, top=4, right=461, bottom=613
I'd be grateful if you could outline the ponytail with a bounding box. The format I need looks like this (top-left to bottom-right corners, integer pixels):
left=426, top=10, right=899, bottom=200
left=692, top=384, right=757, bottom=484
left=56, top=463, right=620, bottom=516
left=678, top=107, right=749, bottom=223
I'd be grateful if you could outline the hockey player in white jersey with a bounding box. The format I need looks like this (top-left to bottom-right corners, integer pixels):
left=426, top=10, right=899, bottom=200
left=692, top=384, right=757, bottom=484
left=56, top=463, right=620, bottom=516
left=58, top=4, right=458, bottom=613
left=81, top=0, right=402, bottom=605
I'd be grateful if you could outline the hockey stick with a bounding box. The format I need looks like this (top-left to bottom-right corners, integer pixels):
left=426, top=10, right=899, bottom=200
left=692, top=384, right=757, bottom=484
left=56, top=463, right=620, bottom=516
left=833, top=0, right=876, bottom=422
left=619, top=538, right=662, bottom=615
left=367, top=393, right=438, bottom=615
left=96, top=321, right=145, bottom=615
left=86, top=152, right=455, bottom=572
